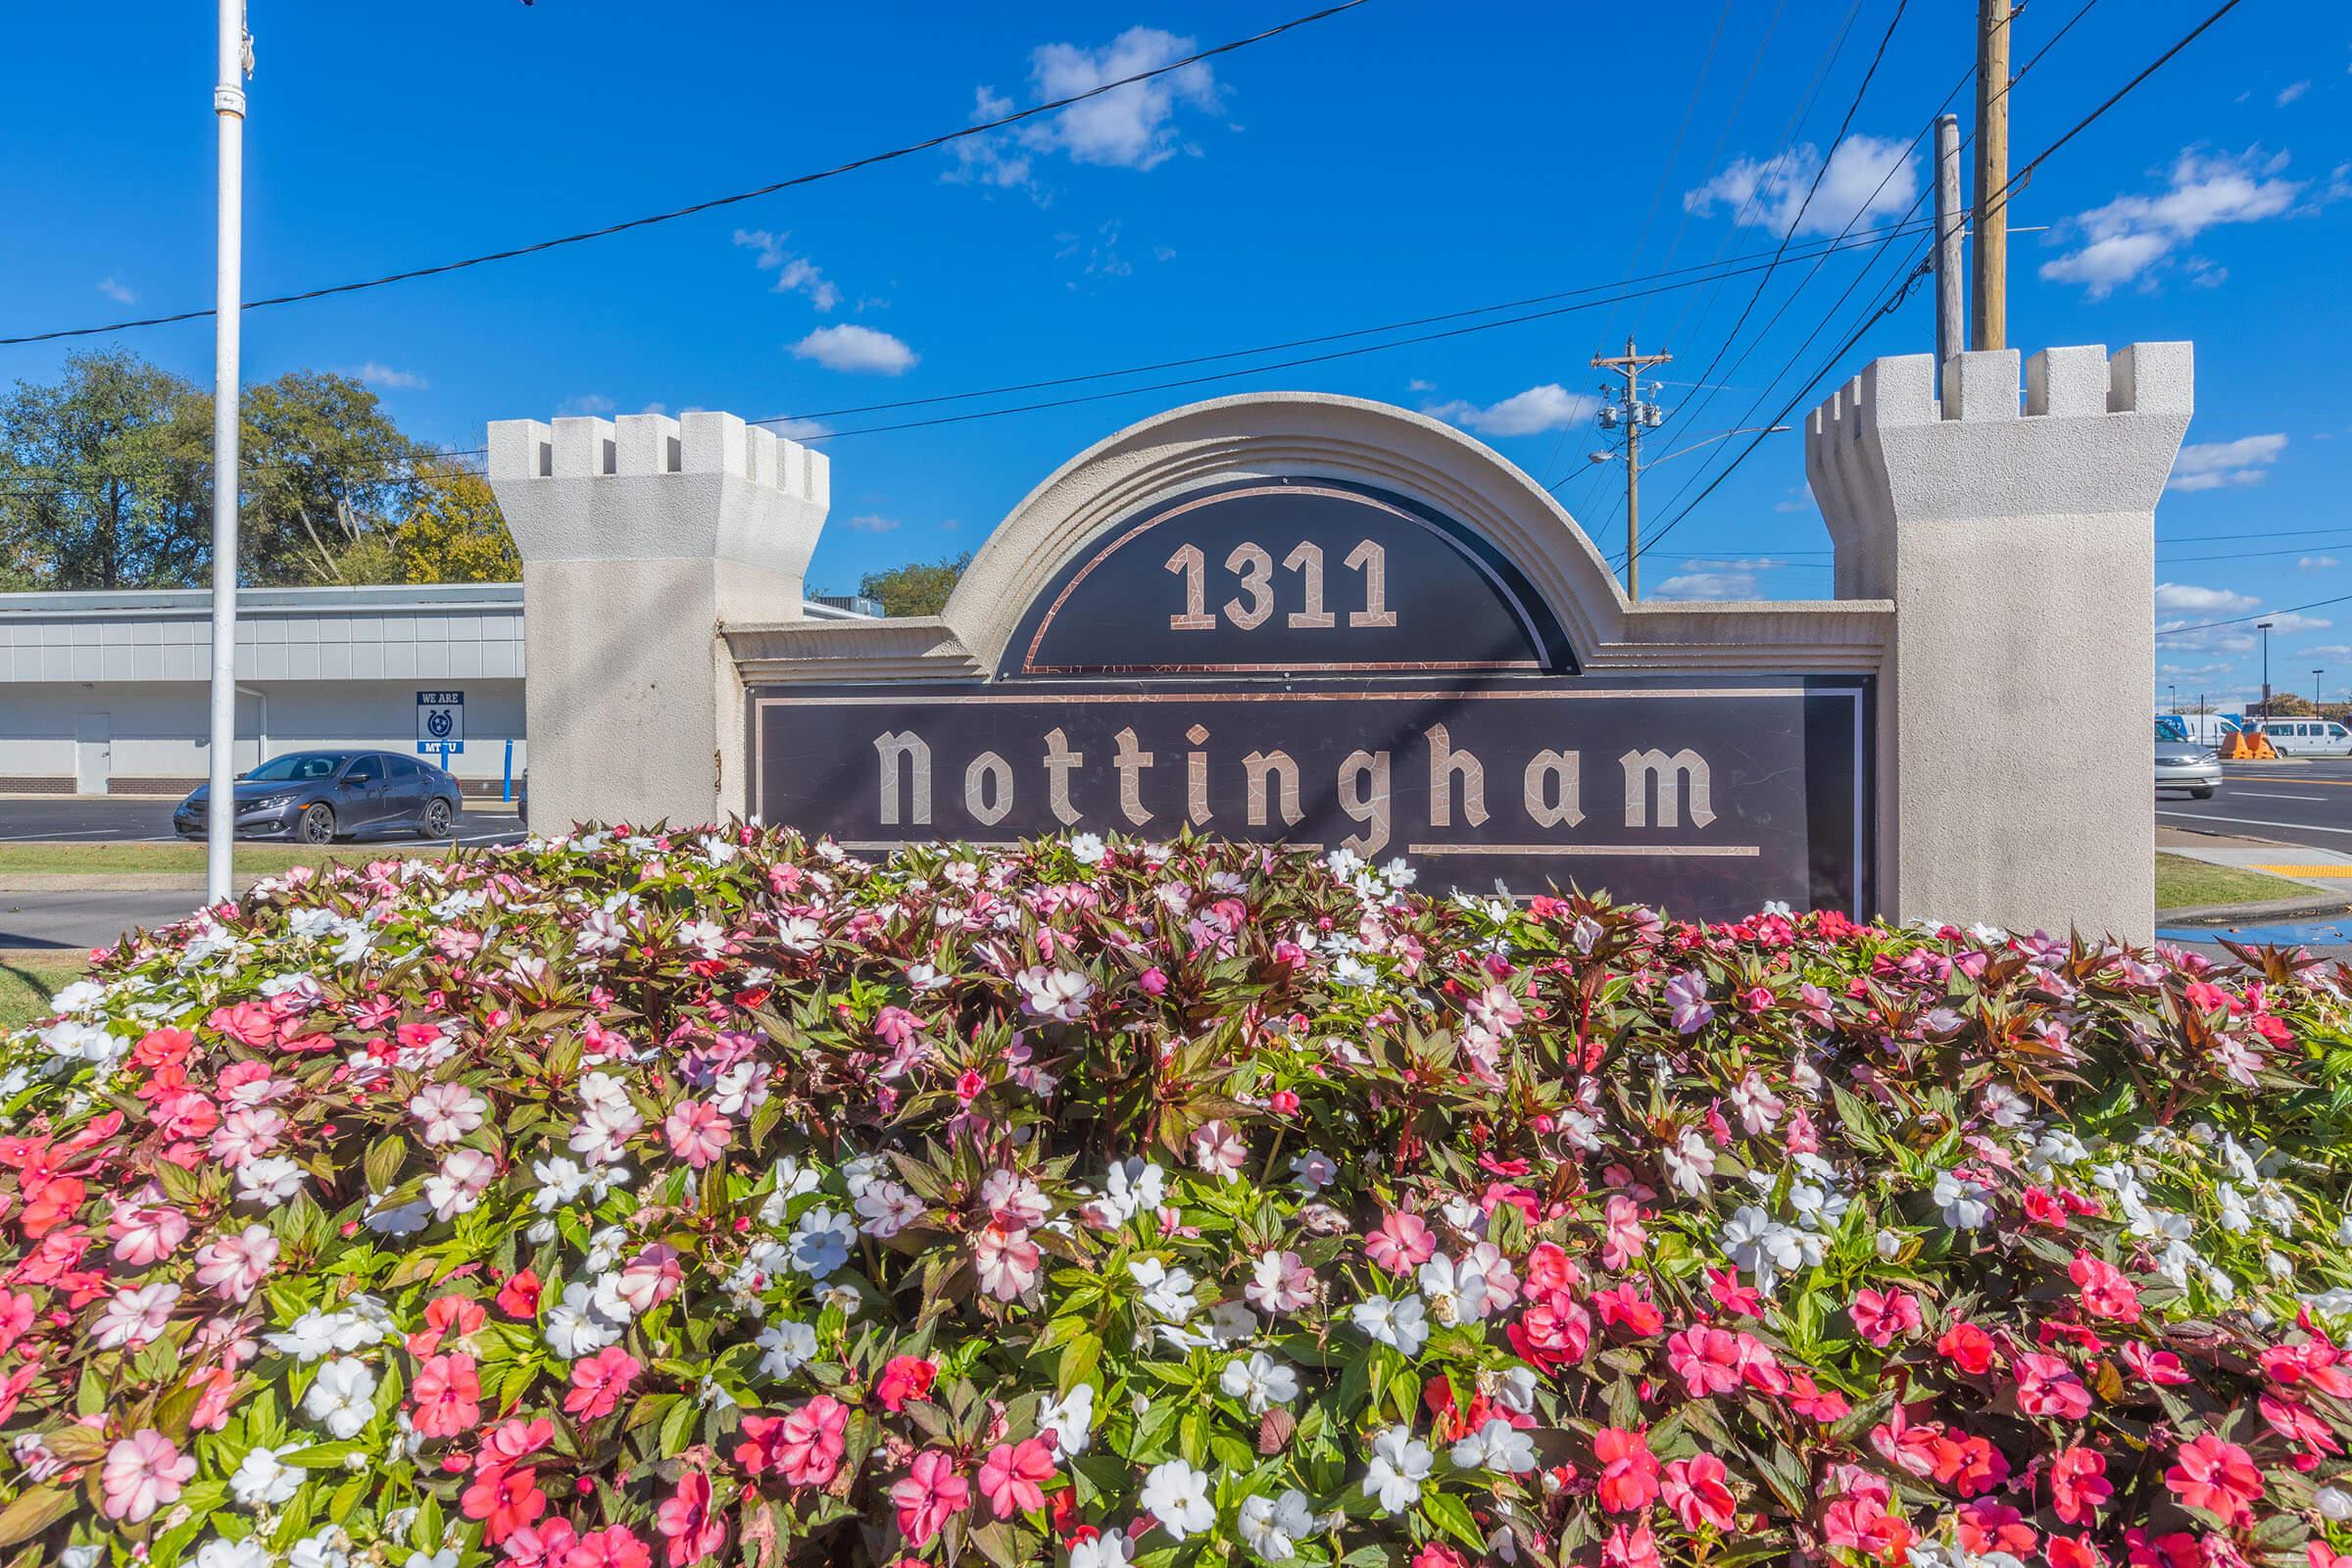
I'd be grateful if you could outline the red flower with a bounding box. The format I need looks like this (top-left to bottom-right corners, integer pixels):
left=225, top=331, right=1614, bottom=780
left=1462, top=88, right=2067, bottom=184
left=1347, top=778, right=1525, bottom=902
left=1601, top=1522, right=1661, bottom=1568
left=568, top=1526, right=655, bottom=1568
left=461, top=1461, right=546, bottom=1545
left=2262, top=1392, right=2342, bottom=1462
left=497, top=1269, right=543, bottom=1318
left=655, top=1470, right=727, bottom=1566
left=411, top=1353, right=482, bottom=1440
left=2047, top=1535, right=2107, bottom=1568
left=1660, top=1453, right=1736, bottom=1532
left=2068, top=1252, right=2141, bottom=1323
left=1592, top=1284, right=1664, bottom=1337
left=1958, top=1500, right=2037, bottom=1557
left=564, top=1347, right=642, bottom=1423
left=2050, top=1446, right=2112, bottom=1524
left=2015, top=1352, right=2093, bottom=1420
left=774, top=1396, right=850, bottom=1488
left=1937, top=1320, right=1996, bottom=1375
left=1592, top=1426, right=1660, bottom=1513
left=874, top=1355, right=937, bottom=1412
left=2120, top=1342, right=2191, bottom=1387
left=2163, top=1433, right=2262, bottom=1527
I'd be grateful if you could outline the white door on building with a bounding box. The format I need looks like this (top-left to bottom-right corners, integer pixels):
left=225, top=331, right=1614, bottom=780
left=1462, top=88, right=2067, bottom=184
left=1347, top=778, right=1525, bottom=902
left=74, top=711, right=112, bottom=795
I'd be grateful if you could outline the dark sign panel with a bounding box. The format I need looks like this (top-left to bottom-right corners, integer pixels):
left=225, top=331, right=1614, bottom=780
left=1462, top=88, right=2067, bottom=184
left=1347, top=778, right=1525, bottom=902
left=751, top=682, right=1868, bottom=918
left=752, top=475, right=1873, bottom=915
left=1003, top=478, right=1572, bottom=677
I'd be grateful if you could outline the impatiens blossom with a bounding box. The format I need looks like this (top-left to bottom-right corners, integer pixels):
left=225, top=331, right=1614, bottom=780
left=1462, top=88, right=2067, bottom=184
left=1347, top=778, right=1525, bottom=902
left=410, top=1081, right=488, bottom=1146
left=1594, top=1426, right=1662, bottom=1512
left=1362, top=1425, right=1433, bottom=1514
left=891, top=1450, right=969, bottom=1546
left=976, top=1436, right=1056, bottom=1519
left=1142, top=1457, right=1217, bottom=1538
left=1237, top=1490, right=1317, bottom=1560
left=302, top=1356, right=381, bottom=1439
left=101, top=1430, right=193, bottom=1523
left=193, top=1222, right=280, bottom=1300
left=2165, top=1433, right=2263, bottom=1526
left=1365, top=1211, right=1436, bottom=1275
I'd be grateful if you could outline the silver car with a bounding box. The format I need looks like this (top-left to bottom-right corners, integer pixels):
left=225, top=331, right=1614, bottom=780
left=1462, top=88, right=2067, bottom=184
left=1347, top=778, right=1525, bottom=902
left=2156, top=736, right=2221, bottom=800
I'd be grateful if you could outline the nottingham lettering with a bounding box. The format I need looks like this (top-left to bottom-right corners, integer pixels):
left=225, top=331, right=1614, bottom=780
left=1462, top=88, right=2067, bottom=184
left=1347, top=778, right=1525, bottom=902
left=858, top=721, right=1718, bottom=859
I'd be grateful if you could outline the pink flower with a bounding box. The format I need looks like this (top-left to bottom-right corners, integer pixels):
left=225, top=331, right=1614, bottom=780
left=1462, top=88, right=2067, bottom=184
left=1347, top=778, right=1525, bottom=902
left=892, top=1449, right=970, bottom=1546
left=193, top=1222, right=280, bottom=1300
left=1365, top=1212, right=1436, bottom=1275
left=108, top=1200, right=190, bottom=1265
left=2120, top=1342, right=2191, bottom=1387
left=1850, top=1288, right=1923, bottom=1348
left=2069, top=1251, right=2140, bottom=1323
left=568, top=1525, right=655, bottom=1568
left=2164, top=1434, right=2262, bottom=1527
left=412, top=1352, right=483, bottom=1439
left=2015, top=1352, right=2092, bottom=1420
left=1594, top=1426, right=1660, bottom=1512
left=564, top=1346, right=642, bottom=1422
left=664, top=1101, right=733, bottom=1168
left=972, top=1221, right=1041, bottom=1301
left=1601, top=1197, right=1647, bottom=1272
left=656, top=1470, right=727, bottom=1566
left=100, top=1429, right=194, bottom=1523
left=873, top=1005, right=919, bottom=1048
left=463, top=1460, right=547, bottom=1544
left=774, top=1395, right=850, bottom=1488
left=1666, top=1326, right=1743, bottom=1397
left=2051, top=1446, right=2112, bottom=1525
left=1602, top=1522, right=1663, bottom=1568
left=1661, top=1452, right=1738, bottom=1531
left=977, top=1436, right=1057, bottom=1519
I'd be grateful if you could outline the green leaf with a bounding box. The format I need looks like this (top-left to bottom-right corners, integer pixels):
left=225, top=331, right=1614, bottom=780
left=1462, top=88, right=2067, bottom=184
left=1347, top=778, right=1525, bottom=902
left=0, top=1486, right=74, bottom=1549
left=1422, top=1491, right=1485, bottom=1551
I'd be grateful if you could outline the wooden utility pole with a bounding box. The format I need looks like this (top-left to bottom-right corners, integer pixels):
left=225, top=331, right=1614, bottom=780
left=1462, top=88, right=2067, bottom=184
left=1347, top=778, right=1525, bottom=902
left=1592, top=338, right=1672, bottom=600
left=1972, top=0, right=2011, bottom=352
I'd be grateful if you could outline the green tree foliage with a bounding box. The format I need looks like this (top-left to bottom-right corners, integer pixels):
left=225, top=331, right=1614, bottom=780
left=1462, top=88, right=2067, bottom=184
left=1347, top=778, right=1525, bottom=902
left=858, top=552, right=970, bottom=616
left=0, top=351, right=526, bottom=589
left=334, top=471, right=520, bottom=584
left=0, top=350, right=212, bottom=590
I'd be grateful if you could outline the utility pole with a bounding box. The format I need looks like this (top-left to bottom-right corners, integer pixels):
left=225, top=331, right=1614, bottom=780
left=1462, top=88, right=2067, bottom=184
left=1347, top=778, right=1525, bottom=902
left=1971, top=0, right=2011, bottom=352
left=1592, top=338, right=1671, bottom=599
left=2317, top=668, right=2326, bottom=709
left=207, top=0, right=250, bottom=906
left=1934, top=113, right=1965, bottom=373
left=2259, top=620, right=2275, bottom=717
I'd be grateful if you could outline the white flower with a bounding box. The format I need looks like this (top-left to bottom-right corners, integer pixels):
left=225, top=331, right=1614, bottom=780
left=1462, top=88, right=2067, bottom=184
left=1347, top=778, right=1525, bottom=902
left=1350, top=1294, right=1429, bottom=1357
left=758, top=1319, right=818, bottom=1379
left=1068, top=1528, right=1132, bottom=1568
left=1087, top=1157, right=1167, bottom=1226
left=1128, top=1257, right=1200, bottom=1322
left=406, top=1552, right=462, bottom=1568
left=1237, top=1490, right=1317, bottom=1561
left=288, top=1529, right=353, bottom=1568
left=1451, top=1417, right=1537, bottom=1474
left=408, top=1082, right=487, bottom=1146
left=1362, top=1424, right=1433, bottom=1514
left=49, top=979, right=106, bottom=1013
left=1417, top=1253, right=1493, bottom=1325
left=1016, top=965, right=1095, bottom=1022
left=1219, top=1350, right=1299, bottom=1412
left=1140, top=1459, right=1216, bottom=1540
left=194, top=1543, right=271, bottom=1568
left=265, top=1308, right=386, bottom=1361
left=545, top=1287, right=621, bottom=1360
left=1718, top=1204, right=1816, bottom=1294
left=235, top=1154, right=308, bottom=1208
left=1290, top=1151, right=1339, bottom=1192
left=230, top=1444, right=303, bottom=1508
left=302, top=1356, right=379, bottom=1439
left=2317, top=1485, right=2352, bottom=1522
left=1662, top=1128, right=1716, bottom=1197
left=789, top=1205, right=856, bottom=1278
left=1190, top=1119, right=1249, bottom=1181
left=1934, top=1170, right=1992, bottom=1230
left=531, top=1155, right=592, bottom=1212
left=1041, top=1383, right=1097, bottom=1455
left=856, top=1180, right=925, bottom=1239
left=1068, top=832, right=1107, bottom=865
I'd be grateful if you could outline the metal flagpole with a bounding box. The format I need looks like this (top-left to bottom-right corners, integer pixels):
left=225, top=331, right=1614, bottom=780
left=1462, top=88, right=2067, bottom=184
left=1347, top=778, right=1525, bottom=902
left=207, top=0, right=249, bottom=905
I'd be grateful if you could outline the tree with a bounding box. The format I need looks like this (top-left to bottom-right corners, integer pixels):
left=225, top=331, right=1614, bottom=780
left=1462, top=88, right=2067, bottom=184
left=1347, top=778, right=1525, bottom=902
left=241, top=371, right=426, bottom=585
left=334, top=471, right=520, bottom=584
left=0, top=350, right=211, bottom=590
left=858, top=552, right=969, bottom=617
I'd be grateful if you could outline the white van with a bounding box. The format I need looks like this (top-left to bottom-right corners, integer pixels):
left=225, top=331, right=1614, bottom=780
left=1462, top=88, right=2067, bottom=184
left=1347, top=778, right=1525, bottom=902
left=2256, top=717, right=2352, bottom=756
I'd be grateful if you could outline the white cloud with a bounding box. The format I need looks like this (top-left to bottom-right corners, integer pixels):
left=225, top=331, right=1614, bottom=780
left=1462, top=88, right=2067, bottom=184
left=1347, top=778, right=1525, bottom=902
left=96, top=276, right=135, bottom=304
left=2300, top=557, right=2341, bottom=569
left=2168, top=432, right=2287, bottom=492
left=558, top=393, right=615, bottom=416
left=1654, top=569, right=1765, bottom=601
left=2303, top=644, right=2352, bottom=658
left=733, top=229, right=841, bottom=312
left=1772, top=487, right=1811, bottom=514
left=2278, top=80, right=2310, bottom=106
left=1422, top=384, right=1599, bottom=438
left=845, top=514, right=900, bottom=533
left=791, top=324, right=918, bottom=375
left=765, top=416, right=831, bottom=442
left=2040, top=146, right=2307, bottom=298
left=2159, top=607, right=2333, bottom=655
left=1682, top=133, right=1918, bottom=237
left=2155, top=582, right=2261, bottom=613
left=1406, top=378, right=1437, bottom=393
left=345, top=361, right=427, bottom=391
left=949, top=26, right=1220, bottom=191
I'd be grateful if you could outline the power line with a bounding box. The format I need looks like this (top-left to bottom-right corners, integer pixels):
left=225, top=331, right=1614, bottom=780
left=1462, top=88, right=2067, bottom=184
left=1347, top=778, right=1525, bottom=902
left=2157, top=591, right=2352, bottom=639
left=0, top=1, right=1375, bottom=348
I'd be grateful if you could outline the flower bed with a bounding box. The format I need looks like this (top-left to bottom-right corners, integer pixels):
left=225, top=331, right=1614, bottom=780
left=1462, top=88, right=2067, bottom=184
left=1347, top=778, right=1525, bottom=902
left=4, top=826, right=2351, bottom=1568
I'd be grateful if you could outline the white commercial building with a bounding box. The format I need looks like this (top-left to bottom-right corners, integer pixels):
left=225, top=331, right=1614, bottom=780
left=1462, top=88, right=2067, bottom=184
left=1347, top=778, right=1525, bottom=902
left=0, top=581, right=866, bottom=796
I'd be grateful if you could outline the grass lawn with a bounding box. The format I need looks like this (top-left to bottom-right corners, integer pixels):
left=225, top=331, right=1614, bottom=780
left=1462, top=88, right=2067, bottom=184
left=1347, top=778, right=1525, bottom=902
left=0, top=840, right=467, bottom=878
left=0, top=952, right=91, bottom=1034
left=2155, top=852, right=2324, bottom=910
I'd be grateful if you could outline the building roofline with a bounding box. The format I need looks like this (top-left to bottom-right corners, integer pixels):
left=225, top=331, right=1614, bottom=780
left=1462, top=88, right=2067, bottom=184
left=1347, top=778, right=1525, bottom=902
left=0, top=583, right=872, bottom=619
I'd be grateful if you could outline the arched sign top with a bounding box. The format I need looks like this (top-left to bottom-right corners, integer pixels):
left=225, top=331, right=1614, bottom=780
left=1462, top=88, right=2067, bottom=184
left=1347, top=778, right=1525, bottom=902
left=1000, top=476, right=1573, bottom=679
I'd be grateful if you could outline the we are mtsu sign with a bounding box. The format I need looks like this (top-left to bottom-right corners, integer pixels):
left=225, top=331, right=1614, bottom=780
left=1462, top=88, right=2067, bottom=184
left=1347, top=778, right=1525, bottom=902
left=749, top=476, right=1868, bottom=920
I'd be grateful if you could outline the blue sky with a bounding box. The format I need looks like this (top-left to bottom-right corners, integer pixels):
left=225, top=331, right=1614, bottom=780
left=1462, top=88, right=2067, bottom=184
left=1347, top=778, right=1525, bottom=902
left=3, top=1, right=2345, bottom=708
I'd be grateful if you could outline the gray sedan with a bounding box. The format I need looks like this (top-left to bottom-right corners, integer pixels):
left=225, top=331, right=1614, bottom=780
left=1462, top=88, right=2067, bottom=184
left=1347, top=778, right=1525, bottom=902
left=2155, top=738, right=2221, bottom=800
left=174, top=750, right=463, bottom=846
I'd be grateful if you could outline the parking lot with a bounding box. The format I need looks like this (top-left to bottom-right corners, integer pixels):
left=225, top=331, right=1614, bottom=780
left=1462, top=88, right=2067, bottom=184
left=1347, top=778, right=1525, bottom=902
left=0, top=794, right=523, bottom=847
left=2159, top=758, right=2352, bottom=846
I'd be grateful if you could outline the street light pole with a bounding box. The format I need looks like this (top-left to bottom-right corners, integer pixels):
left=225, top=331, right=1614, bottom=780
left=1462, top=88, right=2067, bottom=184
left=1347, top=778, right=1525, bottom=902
left=206, top=0, right=249, bottom=906
left=2259, top=620, right=2275, bottom=719
left=2317, top=668, right=2326, bottom=710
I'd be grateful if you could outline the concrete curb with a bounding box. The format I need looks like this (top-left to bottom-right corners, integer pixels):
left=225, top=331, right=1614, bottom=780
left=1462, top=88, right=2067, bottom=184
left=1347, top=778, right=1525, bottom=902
left=2156, top=895, right=2352, bottom=927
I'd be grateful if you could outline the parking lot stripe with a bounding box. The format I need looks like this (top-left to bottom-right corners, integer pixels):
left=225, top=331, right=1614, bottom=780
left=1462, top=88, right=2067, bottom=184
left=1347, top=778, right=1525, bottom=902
left=2158, top=811, right=2352, bottom=837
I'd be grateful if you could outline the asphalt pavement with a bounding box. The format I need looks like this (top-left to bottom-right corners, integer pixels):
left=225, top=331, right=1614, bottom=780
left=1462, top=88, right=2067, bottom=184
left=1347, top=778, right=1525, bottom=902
left=2159, top=757, right=2352, bottom=845
left=0, top=794, right=522, bottom=846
